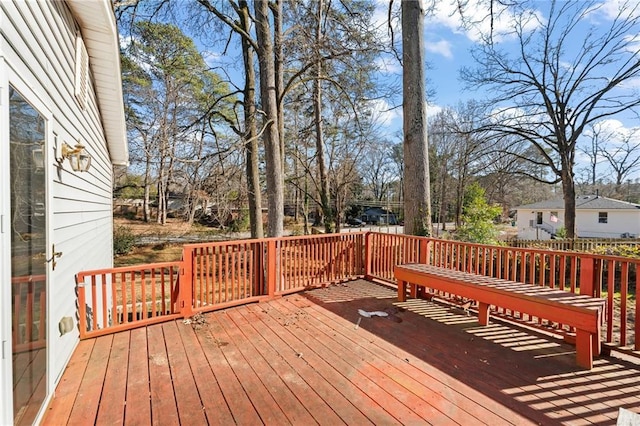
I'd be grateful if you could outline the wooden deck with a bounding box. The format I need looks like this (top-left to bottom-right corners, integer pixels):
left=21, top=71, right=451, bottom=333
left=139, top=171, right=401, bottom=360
left=43, top=280, right=640, bottom=425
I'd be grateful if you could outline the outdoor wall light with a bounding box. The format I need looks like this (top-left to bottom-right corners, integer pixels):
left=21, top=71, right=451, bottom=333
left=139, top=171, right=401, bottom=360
left=32, top=145, right=44, bottom=171
left=56, top=140, right=91, bottom=172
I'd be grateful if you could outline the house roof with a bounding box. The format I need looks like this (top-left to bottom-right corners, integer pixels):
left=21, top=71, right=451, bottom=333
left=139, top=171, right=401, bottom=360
left=516, top=195, right=640, bottom=211
left=67, top=1, right=128, bottom=166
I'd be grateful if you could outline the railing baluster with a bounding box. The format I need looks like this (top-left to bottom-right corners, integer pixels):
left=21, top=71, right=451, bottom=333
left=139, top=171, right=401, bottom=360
left=620, top=262, right=629, bottom=346
left=607, top=260, right=615, bottom=343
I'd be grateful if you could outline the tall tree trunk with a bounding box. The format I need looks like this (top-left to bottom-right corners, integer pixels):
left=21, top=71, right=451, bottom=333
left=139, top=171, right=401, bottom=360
left=255, top=0, right=284, bottom=237
left=313, top=0, right=333, bottom=233
left=562, top=167, right=577, bottom=240
left=143, top=147, right=151, bottom=222
left=402, top=0, right=431, bottom=236
left=239, top=0, right=264, bottom=238
left=273, top=0, right=285, bottom=172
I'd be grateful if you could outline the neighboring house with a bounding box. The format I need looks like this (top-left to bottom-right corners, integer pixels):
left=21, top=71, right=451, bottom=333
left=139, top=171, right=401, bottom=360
left=514, top=195, right=640, bottom=240
left=361, top=207, right=398, bottom=225
left=0, top=2, right=127, bottom=424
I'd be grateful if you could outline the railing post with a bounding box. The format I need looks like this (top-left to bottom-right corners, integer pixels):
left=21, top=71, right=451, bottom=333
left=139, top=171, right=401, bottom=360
left=180, top=246, right=194, bottom=317
left=267, top=239, right=277, bottom=297
left=76, top=274, right=87, bottom=340
left=254, top=240, right=265, bottom=296
left=419, top=238, right=429, bottom=265
left=364, top=232, right=372, bottom=279
left=579, top=256, right=597, bottom=297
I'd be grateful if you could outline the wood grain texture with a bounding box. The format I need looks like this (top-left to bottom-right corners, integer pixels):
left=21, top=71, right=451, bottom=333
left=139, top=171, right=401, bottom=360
left=43, top=280, right=640, bottom=426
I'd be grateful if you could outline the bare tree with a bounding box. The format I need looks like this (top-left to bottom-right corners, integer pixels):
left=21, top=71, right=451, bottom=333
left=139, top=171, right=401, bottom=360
left=598, top=126, right=640, bottom=193
left=361, top=140, right=395, bottom=202
left=462, top=0, right=640, bottom=239
left=193, top=0, right=267, bottom=238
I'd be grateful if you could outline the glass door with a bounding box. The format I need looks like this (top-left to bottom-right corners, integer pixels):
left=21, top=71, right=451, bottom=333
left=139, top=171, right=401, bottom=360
left=9, top=85, right=47, bottom=425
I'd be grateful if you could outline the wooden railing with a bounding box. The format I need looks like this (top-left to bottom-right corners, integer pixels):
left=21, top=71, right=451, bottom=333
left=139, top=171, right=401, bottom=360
left=76, top=262, right=182, bottom=339
left=78, top=233, right=367, bottom=336
left=12, top=275, right=46, bottom=352
left=428, top=239, right=638, bottom=351
left=366, top=232, right=427, bottom=282
left=75, top=232, right=639, bottom=354
left=277, top=233, right=365, bottom=293
left=182, top=239, right=267, bottom=314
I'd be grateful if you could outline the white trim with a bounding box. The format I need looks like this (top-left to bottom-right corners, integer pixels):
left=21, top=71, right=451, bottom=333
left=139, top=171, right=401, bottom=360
left=0, top=54, right=13, bottom=426
left=4, top=65, right=54, bottom=426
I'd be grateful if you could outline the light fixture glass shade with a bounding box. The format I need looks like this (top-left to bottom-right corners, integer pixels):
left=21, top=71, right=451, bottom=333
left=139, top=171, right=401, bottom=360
left=57, top=141, right=92, bottom=172
left=31, top=147, right=45, bottom=170
left=69, top=150, right=91, bottom=172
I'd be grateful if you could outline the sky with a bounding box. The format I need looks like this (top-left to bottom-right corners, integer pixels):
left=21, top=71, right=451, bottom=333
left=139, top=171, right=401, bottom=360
left=369, top=0, right=640, bottom=172
left=146, top=0, right=640, bottom=181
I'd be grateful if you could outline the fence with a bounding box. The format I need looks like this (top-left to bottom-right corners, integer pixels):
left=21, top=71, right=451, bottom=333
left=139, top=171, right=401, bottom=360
left=509, top=238, right=640, bottom=251
left=76, top=232, right=639, bottom=354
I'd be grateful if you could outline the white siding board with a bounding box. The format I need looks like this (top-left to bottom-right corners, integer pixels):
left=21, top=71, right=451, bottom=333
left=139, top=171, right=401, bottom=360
left=2, top=1, right=111, bottom=179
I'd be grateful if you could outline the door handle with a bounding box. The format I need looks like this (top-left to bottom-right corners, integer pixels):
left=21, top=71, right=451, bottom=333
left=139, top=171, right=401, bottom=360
left=46, top=243, right=63, bottom=270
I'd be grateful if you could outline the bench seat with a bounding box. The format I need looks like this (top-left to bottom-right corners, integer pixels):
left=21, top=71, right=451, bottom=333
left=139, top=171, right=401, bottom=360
left=395, top=263, right=606, bottom=369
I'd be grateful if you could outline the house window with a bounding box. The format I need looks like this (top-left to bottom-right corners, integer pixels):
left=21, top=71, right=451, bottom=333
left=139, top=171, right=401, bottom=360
left=598, top=212, right=608, bottom=224
left=74, top=33, right=89, bottom=109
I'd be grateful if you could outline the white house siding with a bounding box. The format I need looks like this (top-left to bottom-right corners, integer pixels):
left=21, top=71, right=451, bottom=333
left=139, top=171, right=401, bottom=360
left=515, top=209, right=563, bottom=240
left=1, top=1, right=115, bottom=422
left=516, top=206, right=640, bottom=239
left=575, top=209, right=640, bottom=238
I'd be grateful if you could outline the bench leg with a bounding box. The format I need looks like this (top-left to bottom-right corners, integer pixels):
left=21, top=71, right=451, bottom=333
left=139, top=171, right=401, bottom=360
left=576, top=329, right=594, bottom=370
left=410, top=283, right=418, bottom=299
left=398, top=279, right=407, bottom=302
left=478, top=302, right=490, bottom=326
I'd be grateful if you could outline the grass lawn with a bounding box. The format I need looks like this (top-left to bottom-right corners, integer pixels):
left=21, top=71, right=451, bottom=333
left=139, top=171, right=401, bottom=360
left=115, top=243, right=184, bottom=267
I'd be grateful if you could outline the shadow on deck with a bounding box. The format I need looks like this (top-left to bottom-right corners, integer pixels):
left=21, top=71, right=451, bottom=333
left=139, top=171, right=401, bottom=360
left=44, top=280, right=640, bottom=425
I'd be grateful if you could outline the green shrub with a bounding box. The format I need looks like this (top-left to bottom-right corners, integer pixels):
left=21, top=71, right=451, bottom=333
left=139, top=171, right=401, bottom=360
left=229, top=210, right=250, bottom=232
left=555, top=227, right=567, bottom=239
left=592, top=244, right=640, bottom=258
left=114, top=226, right=136, bottom=256
left=455, top=183, right=502, bottom=244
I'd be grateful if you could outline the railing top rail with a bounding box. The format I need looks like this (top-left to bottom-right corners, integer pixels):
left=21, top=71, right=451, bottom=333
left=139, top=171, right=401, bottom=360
left=431, top=237, right=640, bottom=264
left=11, top=274, right=47, bottom=284
left=182, top=231, right=367, bottom=250
left=76, top=261, right=182, bottom=281
left=367, top=231, right=428, bottom=239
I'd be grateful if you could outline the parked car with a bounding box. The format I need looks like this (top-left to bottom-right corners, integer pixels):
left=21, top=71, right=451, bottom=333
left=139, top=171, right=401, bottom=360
left=347, top=217, right=365, bottom=227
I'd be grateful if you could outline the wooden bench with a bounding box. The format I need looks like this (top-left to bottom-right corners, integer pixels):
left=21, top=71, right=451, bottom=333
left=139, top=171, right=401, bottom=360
left=395, top=263, right=606, bottom=369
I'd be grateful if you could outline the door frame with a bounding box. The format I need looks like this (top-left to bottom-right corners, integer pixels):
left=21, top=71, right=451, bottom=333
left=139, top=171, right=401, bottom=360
left=0, top=58, right=54, bottom=425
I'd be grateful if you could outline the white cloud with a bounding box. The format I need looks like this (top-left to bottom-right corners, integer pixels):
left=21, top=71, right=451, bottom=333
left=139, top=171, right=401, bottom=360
left=426, top=103, right=442, bottom=119
left=590, top=119, right=640, bottom=145
left=202, top=51, right=223, bottom=68
left=623, top=33, right=640, bottom=54
left=372, top=0, right=400, bottom=45
left=368, top=98, right=402, bottom=127
left=375, top=55, right=402, bottom=74
left=426, top=0, right=544, bottom=43
left=591, top=0, right=640, bottom=21
left=425, top=39, right=453, bottom=59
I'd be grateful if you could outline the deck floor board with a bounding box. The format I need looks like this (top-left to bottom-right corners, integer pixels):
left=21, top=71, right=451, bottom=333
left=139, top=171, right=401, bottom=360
left=123, top=327, right=151, bottom=425
left=96, top=331, right=129, bottom=424
left=44, top=279, right=640, bottom=425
